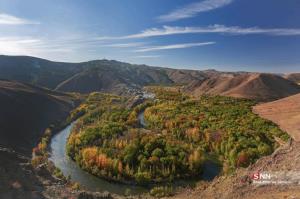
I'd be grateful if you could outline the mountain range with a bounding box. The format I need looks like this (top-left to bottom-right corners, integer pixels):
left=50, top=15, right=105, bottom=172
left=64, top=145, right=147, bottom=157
left=0, top=55, right=299, bottom=102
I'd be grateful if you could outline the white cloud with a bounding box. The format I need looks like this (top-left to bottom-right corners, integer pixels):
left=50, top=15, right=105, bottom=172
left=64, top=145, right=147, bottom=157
left=121, top=25, right=300, bottom=39
left=157, top=0, right=233, bottom=22
left=135, top=42, right=215, bottom=52
left=102, top=42, right=145, bottom=48
left=0, top=37, right=41, bottom=54
left=0, top=37, right=73, bottom=55
left=0, top=13, right=39, bottom=25
left=134, top=55, right=161, bottom=58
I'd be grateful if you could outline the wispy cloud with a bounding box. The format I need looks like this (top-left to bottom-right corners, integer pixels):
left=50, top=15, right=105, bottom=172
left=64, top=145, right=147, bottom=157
left=135, top=42, right=215, bottom=52
left=102, top=42, right=145, bottom=48
left=119, top=25, right=300, bottom=39
left=157, top=0, right=233, bottom=22
left=0, top=36, right=72, bottom=55
left=0, top=13, right=39, bottom=25
left=0, top=37, right=40, bottom=54
left=134, top=55, right=161, bottom=58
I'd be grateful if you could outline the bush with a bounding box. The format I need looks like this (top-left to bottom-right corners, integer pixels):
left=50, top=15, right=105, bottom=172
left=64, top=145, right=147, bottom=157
left=71, top=182, right=80, bottom=191
left=150, top=186, right=174, bottom=198
left=134, top=171, right=151, bottom=185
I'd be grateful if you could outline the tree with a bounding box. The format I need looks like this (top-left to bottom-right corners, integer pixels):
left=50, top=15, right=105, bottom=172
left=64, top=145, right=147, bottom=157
left=236, top=151, right=249, bottom=167
left=152, top=148, right=164, bottom=158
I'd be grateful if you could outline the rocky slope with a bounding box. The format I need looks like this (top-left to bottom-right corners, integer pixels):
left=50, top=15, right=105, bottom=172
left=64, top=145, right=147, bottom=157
left=0, top=147, right=45, bottom=199
left=0, top=146, right=131, bottom=199
left=174, top=139, right=300, bottom=199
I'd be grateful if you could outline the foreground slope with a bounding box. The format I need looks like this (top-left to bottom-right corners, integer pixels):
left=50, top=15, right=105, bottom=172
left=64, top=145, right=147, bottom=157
left=253, top=93, right=300, bottom=141
left=175, top=139, right=300, bottom=199
left=0, top=80, right=78, bottom=153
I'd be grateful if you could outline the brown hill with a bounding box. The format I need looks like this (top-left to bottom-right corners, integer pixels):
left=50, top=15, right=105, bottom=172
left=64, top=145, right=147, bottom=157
left=253, top=93, right=300, bottom=141
left=0, top=80, right=78, bottom=153
left=185, top=73, right=300, bottom=101
left=284, top=73, right=300, bottom=84
left=165, top=69, right=208, bottom=84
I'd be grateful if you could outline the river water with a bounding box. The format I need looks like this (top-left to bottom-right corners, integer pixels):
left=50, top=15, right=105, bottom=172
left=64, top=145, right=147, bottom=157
left=137, top=111, right=147, bottom=127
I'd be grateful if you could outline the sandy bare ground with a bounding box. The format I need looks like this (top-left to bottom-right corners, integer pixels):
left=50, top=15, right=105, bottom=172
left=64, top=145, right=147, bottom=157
left=253, top=93, right=300, bottom=141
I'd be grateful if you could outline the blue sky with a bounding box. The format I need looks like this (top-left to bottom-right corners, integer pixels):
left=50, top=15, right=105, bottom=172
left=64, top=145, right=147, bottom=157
left=0, top=0, right=299, bottom=72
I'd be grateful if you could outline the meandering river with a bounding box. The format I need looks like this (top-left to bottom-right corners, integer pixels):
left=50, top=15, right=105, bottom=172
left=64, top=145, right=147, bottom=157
left=49, top=123, right=147, bottom=195
left=49, top=111, right=221, bottom=195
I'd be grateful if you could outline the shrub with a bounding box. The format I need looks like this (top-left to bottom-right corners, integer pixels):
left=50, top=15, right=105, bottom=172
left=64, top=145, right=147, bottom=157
left=150, top=186, right=174, bottom=198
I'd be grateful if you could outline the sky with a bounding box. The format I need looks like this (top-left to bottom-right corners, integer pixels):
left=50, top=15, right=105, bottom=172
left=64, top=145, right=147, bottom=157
left=0, top=0, right=299, bottom=73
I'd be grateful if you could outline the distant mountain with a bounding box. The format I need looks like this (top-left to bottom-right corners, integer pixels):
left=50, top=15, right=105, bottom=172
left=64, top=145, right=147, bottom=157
left=284, top=73, right=300, bottom=84
left=0, top=55, right=81, bottom=89
left=55, top=60, right=173, bottom=94
left=0, top=55, right=299, bottom=101
left=0, top=80, right=78, bottom=153
left=184, top=73, right=300, bottom=101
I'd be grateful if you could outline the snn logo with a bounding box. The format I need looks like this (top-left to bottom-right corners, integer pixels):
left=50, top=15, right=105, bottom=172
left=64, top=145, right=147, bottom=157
left=252, top=172, right=271, bottom=180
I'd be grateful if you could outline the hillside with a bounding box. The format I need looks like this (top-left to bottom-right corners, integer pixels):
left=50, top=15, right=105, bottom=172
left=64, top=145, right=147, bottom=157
left=0, top=80, right=78, bottom=153
left=284, top=73, right=300, bottom=84
left=185, top=73, right=300, bottom=101
left=0, top=55, right=81, bottom=89
left=55, top=60, right=172, bottom=94
left=174, top=139, right=300, bottom=199
left=253, top=93, right=300, bottom=141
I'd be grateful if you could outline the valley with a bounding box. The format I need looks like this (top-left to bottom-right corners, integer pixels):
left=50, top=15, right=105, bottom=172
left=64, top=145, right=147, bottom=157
left=64, top=87, right=288, bottom=195
left=0, top=0, right=299, bottom=198
left=0, top=56, right=299, bottom=199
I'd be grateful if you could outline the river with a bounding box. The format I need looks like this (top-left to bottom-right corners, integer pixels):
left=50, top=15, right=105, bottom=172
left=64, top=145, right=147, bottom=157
left=137, top=110, right=147, bottom=127
left=49, top=112, right=221, bottom=195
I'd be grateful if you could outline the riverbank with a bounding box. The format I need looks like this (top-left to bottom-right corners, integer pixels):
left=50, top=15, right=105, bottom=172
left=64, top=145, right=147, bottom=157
left=49, top=123, right=149, bottom=195
left=0, top=146, right=137, bottom=199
